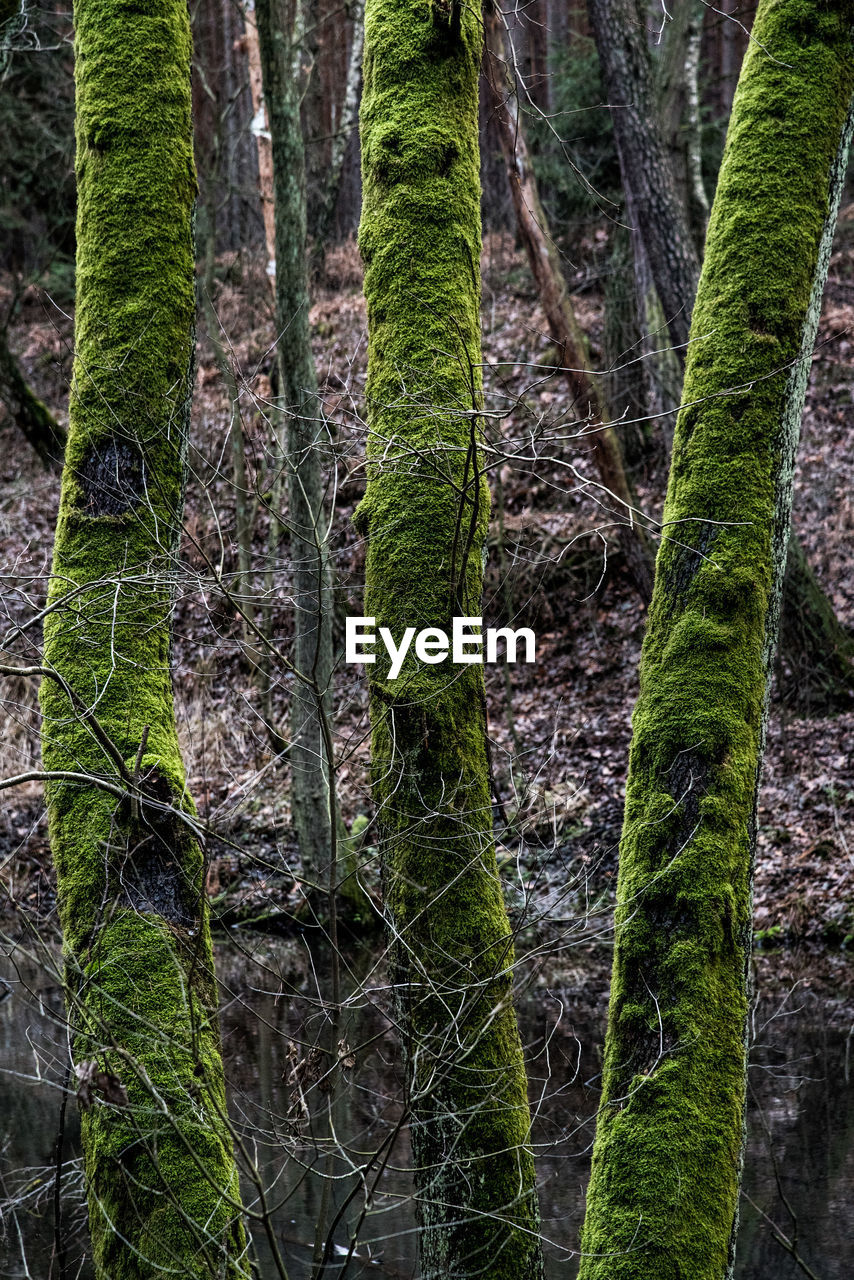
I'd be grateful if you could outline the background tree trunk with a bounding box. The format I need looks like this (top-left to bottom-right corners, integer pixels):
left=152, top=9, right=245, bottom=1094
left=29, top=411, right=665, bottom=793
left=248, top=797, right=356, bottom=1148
left=656, top=0, right=710, bottom=252
left=39, top=0, right=249, bottom=1272
left=0, top=321, right=66, bottom=468
left=256, top=0, right=335, bottom=890
left=587, top=0, right=700, bottom=353
left=356, top=1, right=544, bottom=1274
left=244, top=0, right=278, bottom=276
left=778, top=534, right=854, bottom=712
left=579, top=5, right=854, bottom=1276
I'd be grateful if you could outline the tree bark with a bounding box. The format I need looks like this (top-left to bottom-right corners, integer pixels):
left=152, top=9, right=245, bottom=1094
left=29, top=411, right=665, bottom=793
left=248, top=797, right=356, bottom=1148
left=312, top=0, right=365, bottom=276
left=656, top=0, right=710, bottom=252
left=483, top=2, right=655, bottom=601
left=778, top=533, right=854, bottom=712
left=587, top=0, right=701, bottom=353
left=39, top=0, right=249, bottom=1273
left=0, top=322, right=66, bottom=469
left=356, top=1, right=544, bottom=1275
left=578, top=5, right=854, bottom=1277
left=243, top=0, right=278, bottom=277
left=256, top=0, right=336, bottom=889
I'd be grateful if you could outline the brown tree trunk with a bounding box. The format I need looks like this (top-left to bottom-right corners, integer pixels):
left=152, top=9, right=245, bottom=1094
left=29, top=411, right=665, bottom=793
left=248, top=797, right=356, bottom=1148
left=778, top=534, right=854, bottom=712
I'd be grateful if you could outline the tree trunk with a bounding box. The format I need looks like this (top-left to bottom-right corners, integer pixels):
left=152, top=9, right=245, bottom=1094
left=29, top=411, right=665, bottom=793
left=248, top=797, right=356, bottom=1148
left=356, top=1, right=544, bottom=1275
left=244, top=0, right=278, bottom=277
left=312, top=0, right=364, bottom=276
left=603, top=223, right=662, bottom=467
left=0, top=322, right=66, bottom=469
left=778, top=533, right=854, bottom=713
left=683, top=1, right=709, bottom=244
left=579, top=6, right=854, bottom=1277
left=256, top=0, right=335, bottom=890
left=587, top=0, right=701, bottom=353
left=200, top=189, right=254, bottom=611
left=39, top=0, right=249, bottom=1273
left=483, top=2, right=655, bottom=601
left=655, top=0, right=710, bottom=252
left=589, top=0, right=854, bottom=711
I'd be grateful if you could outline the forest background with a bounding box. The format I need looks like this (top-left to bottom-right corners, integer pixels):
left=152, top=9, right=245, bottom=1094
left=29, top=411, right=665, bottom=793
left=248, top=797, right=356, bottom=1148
left=1, top=0, right=853, bottom=1277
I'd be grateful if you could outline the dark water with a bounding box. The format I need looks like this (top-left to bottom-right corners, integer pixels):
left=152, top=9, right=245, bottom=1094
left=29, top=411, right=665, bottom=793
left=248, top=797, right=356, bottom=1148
left=1, top=936, right=852, bottom=1279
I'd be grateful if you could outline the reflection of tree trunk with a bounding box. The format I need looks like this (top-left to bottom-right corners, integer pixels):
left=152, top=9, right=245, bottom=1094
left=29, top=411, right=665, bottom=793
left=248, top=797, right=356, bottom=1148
left=39, top=0, right=249, bottom=1271
left=0, top=0, right=24, bottom=75
left=0, top=323, right=66, bottom=469
left=256, top=0, right=335, bottom=888
left=579, top=5, right=854, bottom=1275
left=589, top=0, right=854, bottom=711
left=483, top=3, right=655, bottom=601
left=357, top=2, right=544, bottom=1275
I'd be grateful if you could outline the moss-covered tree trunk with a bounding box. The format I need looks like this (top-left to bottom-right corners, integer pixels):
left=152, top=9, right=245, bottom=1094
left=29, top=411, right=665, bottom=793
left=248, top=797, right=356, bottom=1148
left=356, top=2, right=543, bottom=1276
left=39, top=1, right=249, bottom=1273
left=578, top=4, right=854, bottom=1277
left=256, top=0, right=335, bottom=890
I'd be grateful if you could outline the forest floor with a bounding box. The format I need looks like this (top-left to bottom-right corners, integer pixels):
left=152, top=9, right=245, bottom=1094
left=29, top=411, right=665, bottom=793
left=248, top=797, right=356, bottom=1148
left=1, top=223, right=853, bottom=956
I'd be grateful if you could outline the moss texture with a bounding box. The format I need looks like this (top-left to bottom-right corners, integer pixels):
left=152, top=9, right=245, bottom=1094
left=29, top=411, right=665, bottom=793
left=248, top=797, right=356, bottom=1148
left=578, top=4, right=854, bottom=1278
left=356, top=2, right=543, bottom=1276
left=39, top=0, right=248, bottom=1272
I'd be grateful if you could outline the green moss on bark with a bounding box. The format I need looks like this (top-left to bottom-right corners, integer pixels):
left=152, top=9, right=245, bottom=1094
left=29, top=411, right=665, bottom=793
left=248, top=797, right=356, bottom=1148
left=76, top=915, right=246, bottom=1277
left=39, top=0, right=248, bottom=1273
left=356, top=3, right=543, bottom=1277
left=578, top=4, right=854, bottom=1278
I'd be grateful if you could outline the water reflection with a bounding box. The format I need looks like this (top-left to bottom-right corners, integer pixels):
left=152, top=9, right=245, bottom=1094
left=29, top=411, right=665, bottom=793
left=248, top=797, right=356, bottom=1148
left=0, top=938, right=851, bottom=1278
